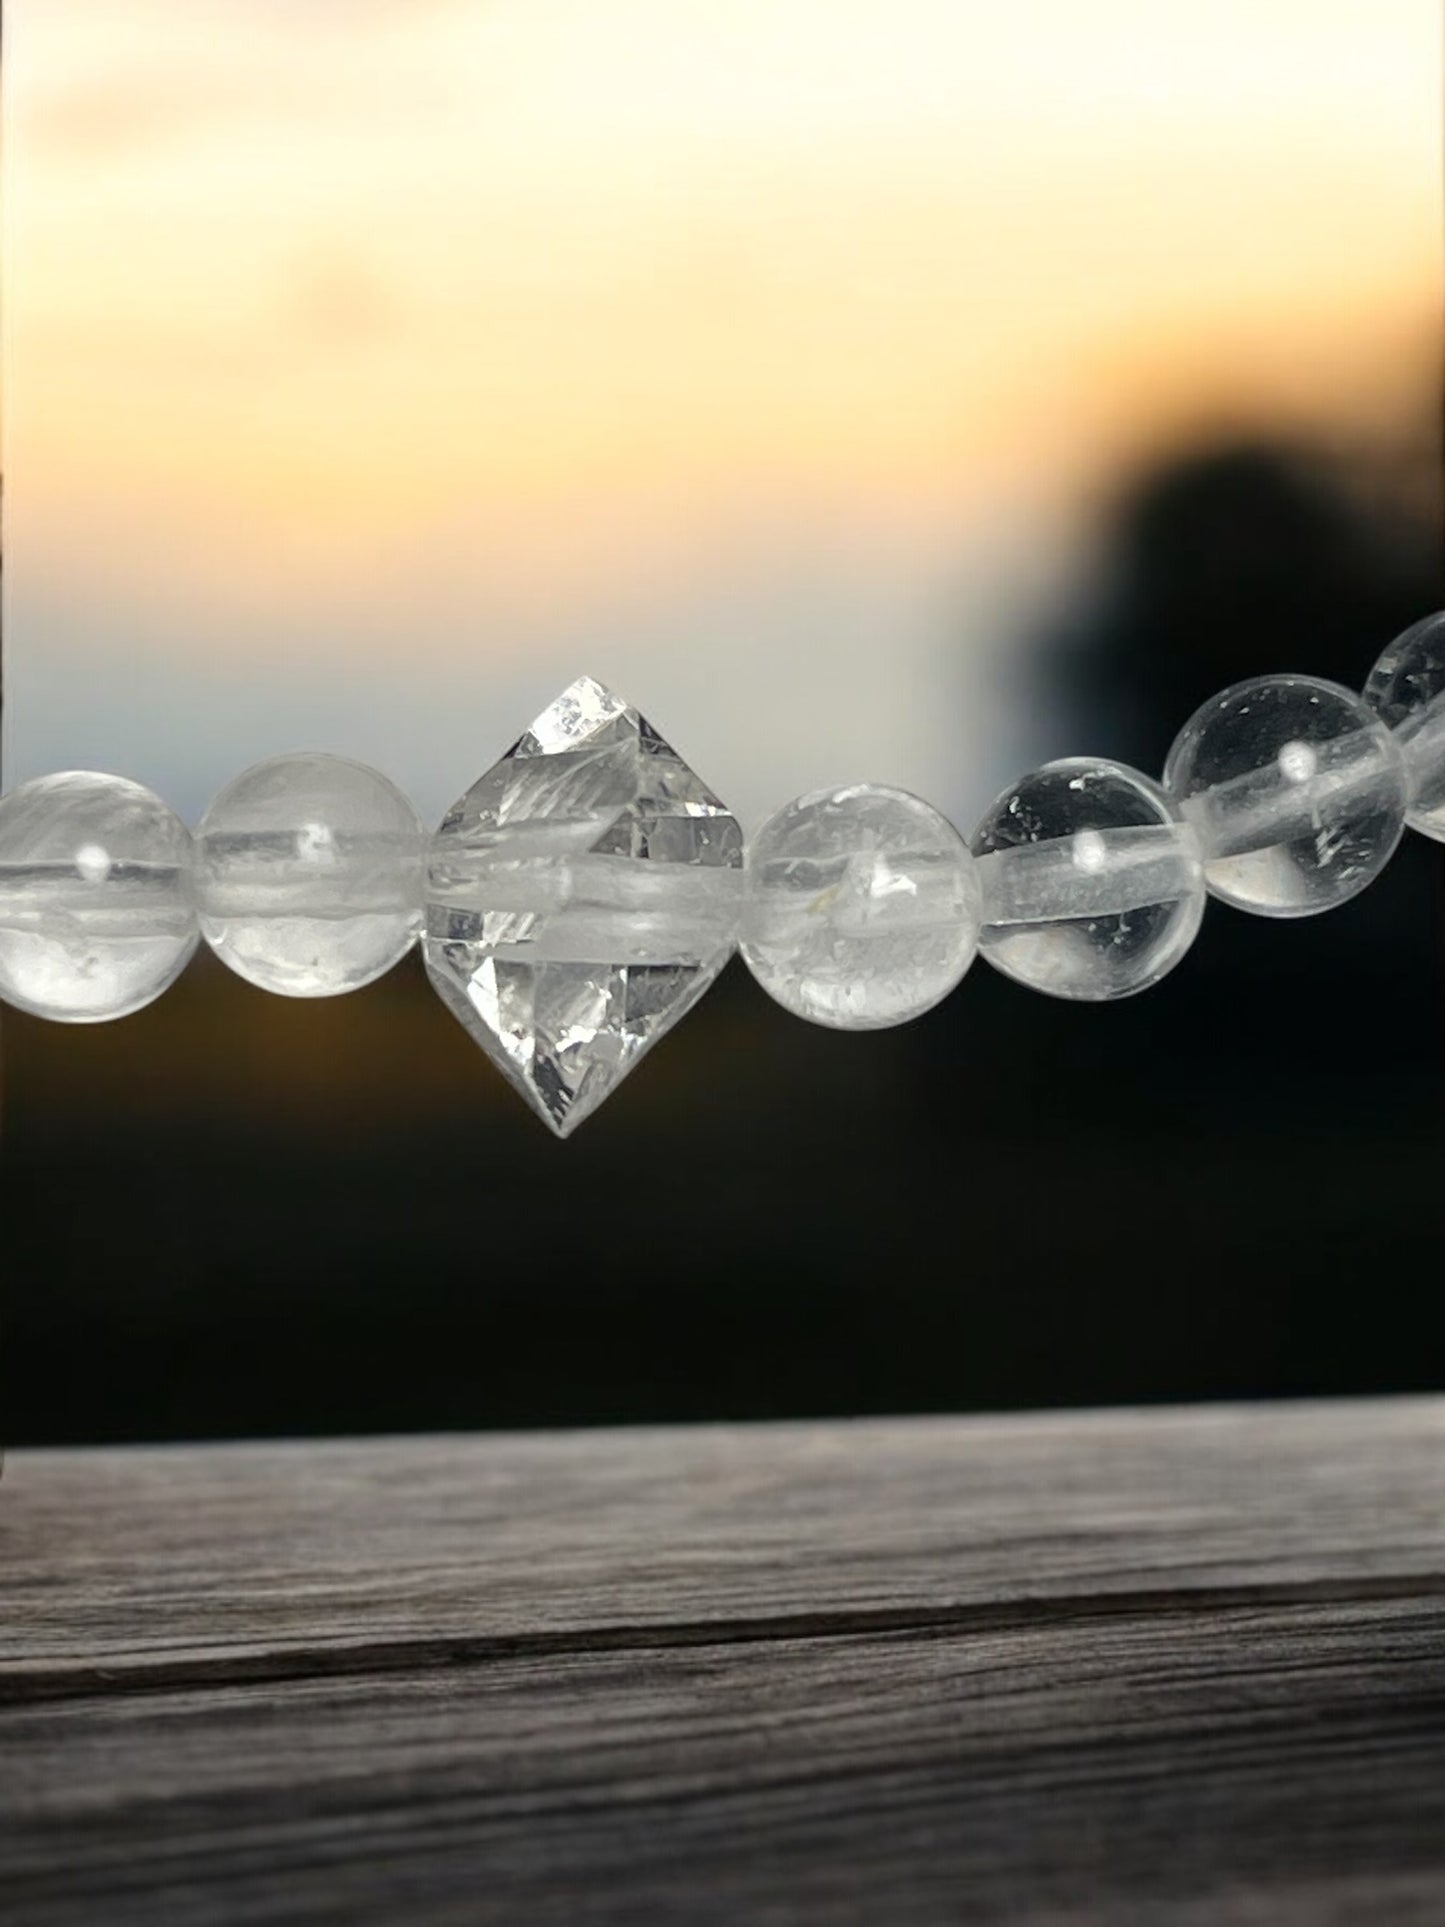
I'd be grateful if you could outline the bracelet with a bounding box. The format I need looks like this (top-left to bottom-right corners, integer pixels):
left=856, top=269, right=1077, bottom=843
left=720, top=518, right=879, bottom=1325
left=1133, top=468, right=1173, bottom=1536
left=1, top=609, right=1441, bottom=1137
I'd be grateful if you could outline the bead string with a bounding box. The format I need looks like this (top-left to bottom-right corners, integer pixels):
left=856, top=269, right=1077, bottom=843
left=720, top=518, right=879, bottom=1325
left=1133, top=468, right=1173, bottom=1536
left=0, top=609, right=1441, bottom=1136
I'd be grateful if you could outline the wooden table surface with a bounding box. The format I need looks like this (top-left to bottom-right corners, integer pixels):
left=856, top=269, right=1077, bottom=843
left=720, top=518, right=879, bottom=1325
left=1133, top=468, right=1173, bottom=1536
left=4, top=1397, right=1445, bottom=1924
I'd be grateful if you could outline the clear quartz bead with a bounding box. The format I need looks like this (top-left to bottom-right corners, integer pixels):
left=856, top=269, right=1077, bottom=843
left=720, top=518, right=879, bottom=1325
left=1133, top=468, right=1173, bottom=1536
left=197, top=753, right=424, bottom=995
left=1164, top=675, right=1407, bottom=917
left=1363, top=610, right=1445, bottom=841
left=741, top=784, right=980, bottom=1028
left=972, top=759, right=1203, bottom=1000
left=0, top=771, right=197, bottom=1020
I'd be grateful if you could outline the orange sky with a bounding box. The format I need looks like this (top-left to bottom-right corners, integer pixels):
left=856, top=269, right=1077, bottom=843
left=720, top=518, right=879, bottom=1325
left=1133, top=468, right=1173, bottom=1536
left=2, top=0, right=1439, bottom=820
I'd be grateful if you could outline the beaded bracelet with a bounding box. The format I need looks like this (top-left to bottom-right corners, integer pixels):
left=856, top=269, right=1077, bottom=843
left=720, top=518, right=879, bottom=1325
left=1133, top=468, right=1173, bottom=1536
left=2, top=609, right=1442, bottom=1137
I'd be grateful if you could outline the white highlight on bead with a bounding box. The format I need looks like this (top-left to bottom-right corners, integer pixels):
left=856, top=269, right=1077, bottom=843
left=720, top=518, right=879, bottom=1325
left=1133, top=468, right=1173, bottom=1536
left=1071, top=829, right=1108, bottom=875
left=1277, top=740, right=1317, bottom=785
left=74, top=842, right=114, bottom=884
left=297, top=821, right=337, bottom=865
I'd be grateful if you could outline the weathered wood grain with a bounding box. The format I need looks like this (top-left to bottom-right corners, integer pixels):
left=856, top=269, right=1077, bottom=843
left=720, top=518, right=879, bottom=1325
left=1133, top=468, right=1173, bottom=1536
left=3, top=1399, right=1445, bottom=1922
left=5, top=1398, right=1444, bottom=1687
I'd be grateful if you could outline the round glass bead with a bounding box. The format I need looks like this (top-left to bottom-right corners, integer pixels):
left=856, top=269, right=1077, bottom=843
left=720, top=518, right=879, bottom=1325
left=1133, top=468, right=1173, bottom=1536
left=1164, top=675, right=1407, bottom=917
left=0, top=771, right=197, bottom=1021
left=196, top=753, right=424, bottom=996
left=971, top=759, right=1203, bottom=1000
left=1363, top=609, right=1445, bottom=841
left=740, top=783, right=980, bottom=1029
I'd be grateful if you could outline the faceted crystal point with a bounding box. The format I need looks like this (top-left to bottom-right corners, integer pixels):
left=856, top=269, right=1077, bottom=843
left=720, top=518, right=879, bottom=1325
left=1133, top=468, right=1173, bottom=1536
left=425, top=677, right=742, bottom=1136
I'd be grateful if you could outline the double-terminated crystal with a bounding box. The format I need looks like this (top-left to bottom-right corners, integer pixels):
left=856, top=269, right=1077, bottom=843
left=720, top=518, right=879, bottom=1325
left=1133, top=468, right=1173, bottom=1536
left=425, top=678, right=742, bottom=1135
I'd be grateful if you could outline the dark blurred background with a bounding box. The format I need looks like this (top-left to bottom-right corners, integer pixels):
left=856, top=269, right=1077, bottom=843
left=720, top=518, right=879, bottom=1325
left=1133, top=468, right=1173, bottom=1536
left=3, top=2, right=1442, bottom=1442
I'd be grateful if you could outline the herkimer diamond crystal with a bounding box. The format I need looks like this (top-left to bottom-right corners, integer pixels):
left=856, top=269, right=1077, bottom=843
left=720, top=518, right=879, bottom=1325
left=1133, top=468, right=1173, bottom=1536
left=425, top=677, right=742, bottom=1135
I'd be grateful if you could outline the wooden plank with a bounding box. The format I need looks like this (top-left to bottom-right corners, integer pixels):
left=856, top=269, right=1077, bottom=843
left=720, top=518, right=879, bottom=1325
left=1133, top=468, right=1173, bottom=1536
left=4, top=1399, right=1445, bottom=1922
left=5, top=1597, right=1445, bottom=1923
left=4, top=1398, right=1444, bottom=1692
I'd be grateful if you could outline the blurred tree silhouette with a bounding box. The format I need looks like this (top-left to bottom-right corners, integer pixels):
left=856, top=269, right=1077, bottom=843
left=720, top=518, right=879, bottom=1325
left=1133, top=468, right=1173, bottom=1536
left=1048, top=436, right=1440, bottom=774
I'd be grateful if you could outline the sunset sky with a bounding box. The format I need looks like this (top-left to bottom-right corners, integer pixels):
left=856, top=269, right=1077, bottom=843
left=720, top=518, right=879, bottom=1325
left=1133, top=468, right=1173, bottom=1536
left=3, top=0, right=1438, bottom=828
